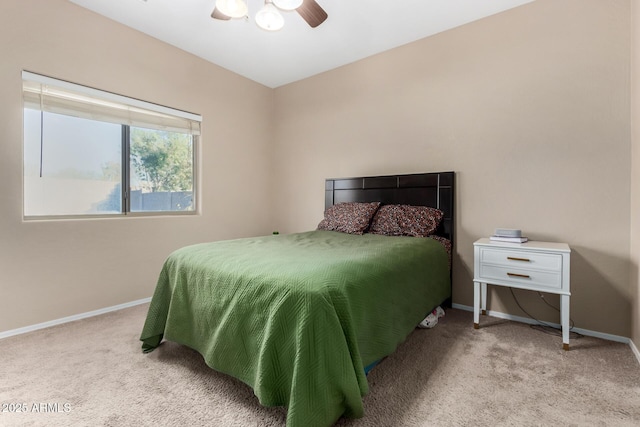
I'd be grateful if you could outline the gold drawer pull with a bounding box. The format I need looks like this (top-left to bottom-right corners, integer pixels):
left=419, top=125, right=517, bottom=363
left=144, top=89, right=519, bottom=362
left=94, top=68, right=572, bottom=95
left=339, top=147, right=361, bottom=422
left=507, top=272, right=530, bottom=279
left=507, top=256, right=530, bottom=262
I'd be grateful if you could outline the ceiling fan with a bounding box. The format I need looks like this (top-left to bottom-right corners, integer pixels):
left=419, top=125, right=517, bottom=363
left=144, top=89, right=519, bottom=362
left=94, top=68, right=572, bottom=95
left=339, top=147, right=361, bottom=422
left=212, top=0, right=328, bottom=31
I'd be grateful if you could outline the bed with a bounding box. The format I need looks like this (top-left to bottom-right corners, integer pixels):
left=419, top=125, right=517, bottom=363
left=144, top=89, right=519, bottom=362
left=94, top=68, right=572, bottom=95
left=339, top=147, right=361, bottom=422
left=140, top=171, right=455, bottom=427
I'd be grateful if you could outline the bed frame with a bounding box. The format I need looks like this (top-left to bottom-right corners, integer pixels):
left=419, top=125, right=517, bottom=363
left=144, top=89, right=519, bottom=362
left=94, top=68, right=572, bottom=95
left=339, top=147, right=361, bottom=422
left=324, top=171, right=455, bottom=245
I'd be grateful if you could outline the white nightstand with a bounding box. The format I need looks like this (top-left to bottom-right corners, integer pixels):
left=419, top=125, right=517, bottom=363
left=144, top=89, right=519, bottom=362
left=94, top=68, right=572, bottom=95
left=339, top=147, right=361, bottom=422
left=473, top=238, right=571, bottom=350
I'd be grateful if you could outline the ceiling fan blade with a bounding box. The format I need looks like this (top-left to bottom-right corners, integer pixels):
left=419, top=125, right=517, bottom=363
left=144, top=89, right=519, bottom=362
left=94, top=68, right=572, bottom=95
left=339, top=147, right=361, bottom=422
left=211, top=7, right=231, bottom=20
left=296, top=0, right=327, bottom=28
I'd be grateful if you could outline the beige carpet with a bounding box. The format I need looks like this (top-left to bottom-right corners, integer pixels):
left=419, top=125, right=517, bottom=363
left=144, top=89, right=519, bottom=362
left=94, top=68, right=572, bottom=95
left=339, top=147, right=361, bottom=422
left=1, top=304, right=639, bottom=427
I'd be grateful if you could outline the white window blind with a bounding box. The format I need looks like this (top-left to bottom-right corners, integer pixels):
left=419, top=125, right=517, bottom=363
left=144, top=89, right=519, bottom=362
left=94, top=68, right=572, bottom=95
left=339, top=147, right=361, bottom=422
left=22, top=71, right=201, bottom=135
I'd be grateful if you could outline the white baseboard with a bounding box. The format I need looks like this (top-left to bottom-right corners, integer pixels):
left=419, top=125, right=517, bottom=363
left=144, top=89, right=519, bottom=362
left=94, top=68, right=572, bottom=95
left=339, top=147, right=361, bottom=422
left=452, top=303, right=634, bottom=348
left=630, top=339, right=640, bottom=366
left=0, top=297, right=151, bottom=340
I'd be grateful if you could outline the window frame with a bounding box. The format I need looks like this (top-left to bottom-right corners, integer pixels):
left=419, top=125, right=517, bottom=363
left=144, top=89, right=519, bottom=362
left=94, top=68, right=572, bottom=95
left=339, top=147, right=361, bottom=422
left=22, top=71, right=201, bottom=220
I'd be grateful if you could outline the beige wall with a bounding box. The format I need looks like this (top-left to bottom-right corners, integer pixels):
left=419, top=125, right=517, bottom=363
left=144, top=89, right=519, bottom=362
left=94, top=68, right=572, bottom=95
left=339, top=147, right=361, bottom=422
left=631, top=0, right=640, bottom=349
left=273, top=0, right=633, bottom=337
left=0, top=0, right=274, bottom=332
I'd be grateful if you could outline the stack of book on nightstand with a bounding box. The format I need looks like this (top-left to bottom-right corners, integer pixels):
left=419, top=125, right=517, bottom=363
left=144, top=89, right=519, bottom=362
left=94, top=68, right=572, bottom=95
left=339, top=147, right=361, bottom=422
left=490, top=228, right=528, bottom=243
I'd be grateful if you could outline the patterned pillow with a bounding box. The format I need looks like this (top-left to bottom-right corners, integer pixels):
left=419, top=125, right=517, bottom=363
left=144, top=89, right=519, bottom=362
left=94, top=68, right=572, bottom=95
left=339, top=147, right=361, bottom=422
left=317, top=202, right=381, bottom=235
left=369, top=204, right=444, bottom=237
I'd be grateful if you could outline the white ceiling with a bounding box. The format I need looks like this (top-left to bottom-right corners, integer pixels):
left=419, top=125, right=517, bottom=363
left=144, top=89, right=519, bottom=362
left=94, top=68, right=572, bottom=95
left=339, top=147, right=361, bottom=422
left=68, top=0, right=534, bottom=88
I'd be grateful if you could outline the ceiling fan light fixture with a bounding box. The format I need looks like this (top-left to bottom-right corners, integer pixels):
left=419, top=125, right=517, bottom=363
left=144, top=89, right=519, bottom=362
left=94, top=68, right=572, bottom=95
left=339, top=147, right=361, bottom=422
left=273, top=0, right=303, bottom=11
left=215, top=0, right=248, bottom=18
left=255, top=2, right=285, bottom=31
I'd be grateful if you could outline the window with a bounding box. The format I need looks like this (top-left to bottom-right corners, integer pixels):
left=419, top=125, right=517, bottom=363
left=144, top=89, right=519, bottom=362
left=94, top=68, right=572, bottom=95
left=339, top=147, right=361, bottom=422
left=22, top=71, right=201, bottom=218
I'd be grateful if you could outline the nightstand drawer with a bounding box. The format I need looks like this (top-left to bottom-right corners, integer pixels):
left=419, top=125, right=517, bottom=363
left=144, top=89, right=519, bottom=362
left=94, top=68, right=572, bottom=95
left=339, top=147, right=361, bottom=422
left=479, top=264, right=562, bottom=289
left=479, top=247, right=562, bottom=272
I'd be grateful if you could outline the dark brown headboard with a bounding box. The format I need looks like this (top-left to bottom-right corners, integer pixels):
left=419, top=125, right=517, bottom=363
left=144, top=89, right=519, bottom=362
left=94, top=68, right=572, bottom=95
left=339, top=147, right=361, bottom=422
left=325, top=172, right=455, bottom=245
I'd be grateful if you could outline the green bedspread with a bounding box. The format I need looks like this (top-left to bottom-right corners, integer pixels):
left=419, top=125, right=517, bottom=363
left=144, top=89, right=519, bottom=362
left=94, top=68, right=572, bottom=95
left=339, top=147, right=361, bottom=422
left=140, top=230, right=450, bottom=427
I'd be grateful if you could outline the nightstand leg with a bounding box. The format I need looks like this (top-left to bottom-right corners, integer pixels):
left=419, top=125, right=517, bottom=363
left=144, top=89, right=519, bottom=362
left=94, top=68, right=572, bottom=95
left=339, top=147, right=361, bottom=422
left=473, top=281, right=480, bottom=328
left=481, top=282, right=487, bottom=315
left=561, top=294, right=570, bottom=350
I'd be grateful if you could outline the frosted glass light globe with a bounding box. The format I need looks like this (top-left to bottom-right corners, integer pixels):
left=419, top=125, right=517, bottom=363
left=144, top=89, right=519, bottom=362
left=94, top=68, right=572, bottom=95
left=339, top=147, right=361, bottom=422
left=255, top=3, right=285, bottom=31
left=215, top=0, right=248, bottom=18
